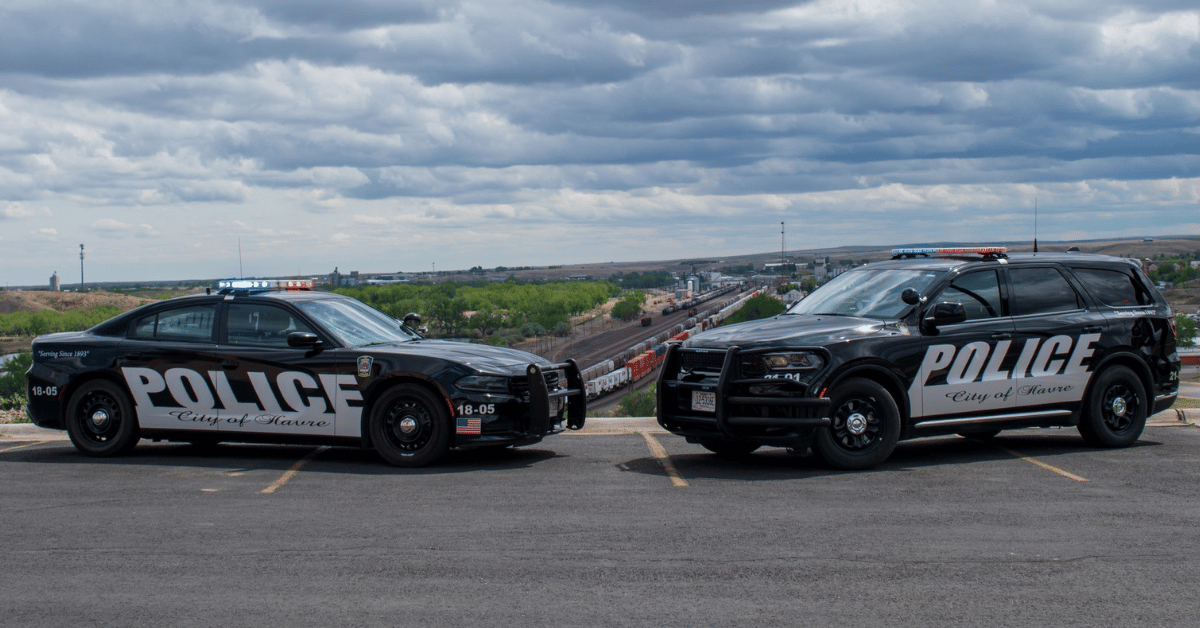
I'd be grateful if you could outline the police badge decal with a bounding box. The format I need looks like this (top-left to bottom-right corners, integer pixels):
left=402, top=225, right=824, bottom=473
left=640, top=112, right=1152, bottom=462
left=357, top=355, right=374, bottom=378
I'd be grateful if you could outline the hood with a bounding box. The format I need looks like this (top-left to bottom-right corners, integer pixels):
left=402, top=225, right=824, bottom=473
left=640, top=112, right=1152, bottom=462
left=686, top=314, right=895, bottom=350
left=369, top=339, right=553, bottom=373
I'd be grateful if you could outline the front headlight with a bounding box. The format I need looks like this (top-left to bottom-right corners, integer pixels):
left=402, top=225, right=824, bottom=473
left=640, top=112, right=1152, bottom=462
left=762, top=352, right=823, bottom=371
left=455, top=374, right=511, bottom=394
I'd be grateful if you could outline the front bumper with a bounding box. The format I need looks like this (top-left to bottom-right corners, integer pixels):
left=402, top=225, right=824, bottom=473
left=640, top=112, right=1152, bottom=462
left=656, top=344, right=831, bottom=446
left=453, top=359, right=587, bottom=448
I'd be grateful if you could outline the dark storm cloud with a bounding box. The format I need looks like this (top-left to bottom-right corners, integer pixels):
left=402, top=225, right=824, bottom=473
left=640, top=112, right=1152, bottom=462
left=547, top=0, right=818, bottom=19
left=253, top=0, right=446, bottom=29
left=1, top=0, right=1197, bottom=284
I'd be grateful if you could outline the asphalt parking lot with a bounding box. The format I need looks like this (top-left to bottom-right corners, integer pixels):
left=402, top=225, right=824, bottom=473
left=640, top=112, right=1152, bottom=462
left=3, top=413, right=1199, bottom=628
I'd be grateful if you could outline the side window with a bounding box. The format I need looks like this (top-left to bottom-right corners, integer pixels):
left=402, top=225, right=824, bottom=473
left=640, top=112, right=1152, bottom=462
left=1008, top=267, right=1081, bottom=317
left=1071, top=267, right=1154, bottom=307
left=939, top=270, right=1002, bottom=321
left=226, top=303, right=313, bottom=348
left=132, top=305, right=217, bottom=342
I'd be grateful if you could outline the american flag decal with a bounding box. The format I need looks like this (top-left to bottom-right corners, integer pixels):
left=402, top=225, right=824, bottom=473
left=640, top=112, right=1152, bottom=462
left=456, top=416, right=481, bottom=435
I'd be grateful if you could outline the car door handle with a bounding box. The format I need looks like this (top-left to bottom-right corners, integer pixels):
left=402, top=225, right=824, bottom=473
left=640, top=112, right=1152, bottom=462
left=221, top=360, right=239, bottom=370
left=126, top=352, right=146, bottom=360
left=990, top=332, right=1011, bottom=340
left=1082, top=325, right=1102, bottom=333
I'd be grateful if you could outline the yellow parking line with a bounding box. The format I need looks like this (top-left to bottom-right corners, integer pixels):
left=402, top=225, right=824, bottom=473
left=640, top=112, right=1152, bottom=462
left=260, top=446, right=329, bottom=494
left=640, top=431, right=688, bottom=487
left=0, top=441, right=47, bottom=454
left=997, top=446, right=1089, bottom=482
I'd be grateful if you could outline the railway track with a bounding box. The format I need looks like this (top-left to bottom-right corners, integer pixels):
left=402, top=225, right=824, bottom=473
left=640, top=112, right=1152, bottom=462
left=531, top=287, right=757, bottom=411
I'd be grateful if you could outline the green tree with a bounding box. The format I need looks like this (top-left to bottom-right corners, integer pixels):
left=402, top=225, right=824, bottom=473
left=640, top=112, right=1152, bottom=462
left=610, top=271, right=674, bottom=289
left=1176, top=314, right=1197, bottom=348
left=332, top=279, right=616, bottom=343
left=610, top=291, right=647, bottom=321
left=723, top=294, right=786, bottom=325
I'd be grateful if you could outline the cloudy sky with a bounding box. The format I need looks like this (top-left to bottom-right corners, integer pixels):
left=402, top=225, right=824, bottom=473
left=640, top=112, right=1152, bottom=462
left=1, top=0, right=1198, bottom=286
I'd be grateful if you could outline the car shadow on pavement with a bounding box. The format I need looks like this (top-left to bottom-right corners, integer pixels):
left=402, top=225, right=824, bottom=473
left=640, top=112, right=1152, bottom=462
left=620, top=431, right=1163, bottom=482
left=0, top=440, right=563, bottom=475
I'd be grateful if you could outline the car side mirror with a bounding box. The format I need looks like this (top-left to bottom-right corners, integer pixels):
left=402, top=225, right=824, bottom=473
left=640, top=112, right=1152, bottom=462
left=924, top=302, right=967, bottom=327
left=403, top=312, right=422, bottom=327
left=287, top=332, right=323, bottom=348
left=901, top=288, right=922, bottom=305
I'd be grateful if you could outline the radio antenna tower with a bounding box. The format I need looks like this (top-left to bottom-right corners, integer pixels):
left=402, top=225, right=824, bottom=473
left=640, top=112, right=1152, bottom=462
left=1033, top=197, right=1039, bottom=254
left=781, top=221, right=786, bottom=263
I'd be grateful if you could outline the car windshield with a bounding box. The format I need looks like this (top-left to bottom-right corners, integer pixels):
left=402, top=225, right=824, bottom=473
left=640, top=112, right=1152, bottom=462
left=787, top=268, right=943, bottom=320
left=296, top=298, right=419, bottom=347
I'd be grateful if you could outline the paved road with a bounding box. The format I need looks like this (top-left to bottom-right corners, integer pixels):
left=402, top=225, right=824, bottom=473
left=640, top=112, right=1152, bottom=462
left=3, top=420, right=1199, bottom=627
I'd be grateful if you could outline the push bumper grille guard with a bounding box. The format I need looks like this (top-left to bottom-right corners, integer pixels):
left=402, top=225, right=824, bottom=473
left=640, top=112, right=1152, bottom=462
left=657, top=344, right=832, bottom=439
left=525, top=359, right=587, bottom=435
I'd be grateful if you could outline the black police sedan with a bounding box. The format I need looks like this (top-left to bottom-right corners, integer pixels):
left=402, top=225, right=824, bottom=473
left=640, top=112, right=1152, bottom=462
left=658, top=248, right=1180, bottom=469
left=26, top=280, right=585, bottom=466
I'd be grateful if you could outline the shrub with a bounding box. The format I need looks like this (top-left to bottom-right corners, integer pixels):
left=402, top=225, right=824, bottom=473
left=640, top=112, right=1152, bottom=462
left=0, top=351, right=33, bottom=399
left=0, top=393, right=28, bottom=416
left=616, top=383, right=657, bottom=417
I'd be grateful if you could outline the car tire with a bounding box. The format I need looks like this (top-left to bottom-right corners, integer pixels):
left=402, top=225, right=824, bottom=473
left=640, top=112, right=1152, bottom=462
left=1077, top=365, right=1147, bottom=448
left=370, top=384, right=450, bottom=467
left=700, top=440, right=761, bottom=457
left=65, top=380, right=141, bottom=457
left=813, top=378, right=900, bottom=470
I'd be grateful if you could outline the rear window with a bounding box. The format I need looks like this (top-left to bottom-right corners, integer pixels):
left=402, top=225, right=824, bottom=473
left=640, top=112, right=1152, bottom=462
left=1008, top=267, right=1081, bottom=316
left=1071, top=267, right=1155, bottom=307
left=133, top=305, right=217, bottom=342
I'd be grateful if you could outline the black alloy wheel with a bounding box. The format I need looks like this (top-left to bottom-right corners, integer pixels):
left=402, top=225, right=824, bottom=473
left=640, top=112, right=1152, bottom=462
left=813, top=378, right=900, bottom=470
left=1078, top=365, right=1147, bottom=448
left=370, top=384, right=450, bottom=467
left=65, top=380, right=141, bottom=457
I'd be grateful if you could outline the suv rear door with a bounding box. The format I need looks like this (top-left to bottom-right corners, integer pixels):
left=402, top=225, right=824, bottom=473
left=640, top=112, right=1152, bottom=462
left=1003, top=264, right=1105, bottom=413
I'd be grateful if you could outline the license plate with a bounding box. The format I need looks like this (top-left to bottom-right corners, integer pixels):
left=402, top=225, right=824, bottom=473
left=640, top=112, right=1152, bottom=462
left=691, top=390, right=716, bottom=413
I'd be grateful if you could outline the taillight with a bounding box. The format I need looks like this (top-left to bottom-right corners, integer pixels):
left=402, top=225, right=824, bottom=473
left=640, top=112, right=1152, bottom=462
left=1168, top=315, right=1177, bottom=340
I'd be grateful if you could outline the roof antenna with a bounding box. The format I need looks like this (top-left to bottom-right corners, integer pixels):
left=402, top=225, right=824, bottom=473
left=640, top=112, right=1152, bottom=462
left=1033, top=197, right=1038, bottom=254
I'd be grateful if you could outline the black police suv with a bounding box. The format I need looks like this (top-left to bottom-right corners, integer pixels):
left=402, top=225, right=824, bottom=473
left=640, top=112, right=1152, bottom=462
left=657, top=248, right=1180, bottom=469
left=26, top=280, right=585, bottom=467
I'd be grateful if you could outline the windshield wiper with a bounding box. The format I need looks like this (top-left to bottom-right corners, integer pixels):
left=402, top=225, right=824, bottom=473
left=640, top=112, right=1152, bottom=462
left=358, top=340, right=403, bottom=347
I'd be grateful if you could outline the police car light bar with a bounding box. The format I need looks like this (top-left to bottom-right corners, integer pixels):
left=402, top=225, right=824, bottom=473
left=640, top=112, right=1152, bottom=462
left=216, top=279, right=313, bottom=292
left=891, top=247, right=1007, bottom=259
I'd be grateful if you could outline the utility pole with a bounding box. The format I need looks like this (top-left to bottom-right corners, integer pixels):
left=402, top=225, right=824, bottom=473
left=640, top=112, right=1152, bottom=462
left=1033, top=197, right=1039, bottom=253
left=781, top=221, right=786, bottom=264
left=79, top=244, right=85, bottom=291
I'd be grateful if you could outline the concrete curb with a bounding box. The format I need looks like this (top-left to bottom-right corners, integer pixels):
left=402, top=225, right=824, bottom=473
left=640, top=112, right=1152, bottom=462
left=1149, top=408, right=1200, bottom=427
left=0, top=424, right=70, bottom=441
